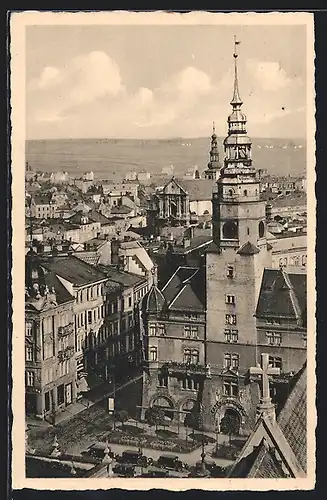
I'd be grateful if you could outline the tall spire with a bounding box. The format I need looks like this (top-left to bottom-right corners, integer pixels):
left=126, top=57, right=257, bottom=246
left=231, top=36, right=242, bottom=106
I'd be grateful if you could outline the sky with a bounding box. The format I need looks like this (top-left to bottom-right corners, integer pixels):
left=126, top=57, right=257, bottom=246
left=25, top=23, right=308, bottom=140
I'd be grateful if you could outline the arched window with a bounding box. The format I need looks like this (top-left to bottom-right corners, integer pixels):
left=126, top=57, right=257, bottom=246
left=247, top=227, right=250, bottom=235
left=222, top=221, right=238, bottom=240
left=244, top=189, right=248, bottom=196
left=258, top=221, right=265, bottom=238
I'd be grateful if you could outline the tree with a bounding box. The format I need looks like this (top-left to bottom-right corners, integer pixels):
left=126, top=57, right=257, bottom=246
left=220, top=412, right=239, bottom=446
left=145, top=406, right=165, bottom=432
left=114, top=410, right=129, bottom=430
left=184, top=411, right=204, bottom=435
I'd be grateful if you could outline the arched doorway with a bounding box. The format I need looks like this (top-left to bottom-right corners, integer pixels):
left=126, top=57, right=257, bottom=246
left=179, top=399, right=197, bottom=423
left=152, top=396, right=174, bottom=422
left=220, top=408, right=241, bottom=436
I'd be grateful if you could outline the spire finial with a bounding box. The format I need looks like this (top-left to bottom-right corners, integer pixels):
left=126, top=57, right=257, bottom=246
left=231, top=36, right=242, bottom=106
left=213, top=121, right=215, bottom=134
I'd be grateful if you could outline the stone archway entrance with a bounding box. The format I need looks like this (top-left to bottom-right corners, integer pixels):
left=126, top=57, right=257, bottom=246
left=220, top=408, right=241, bottom=436
left=151, top=396, right=175, bottom=421
left=179, top=399, right=197, bottom=423
left=211, top=398, right=247, bottom=435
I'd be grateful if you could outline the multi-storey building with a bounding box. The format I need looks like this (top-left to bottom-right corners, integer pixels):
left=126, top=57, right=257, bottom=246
left=34, top=254, right=109, bottom=393
left=30, top=195, right=57, bottom=219
left=25, top=256, right=77, bottom=420
left=97, top=266, right=150, bottom=383
left=137, top=41, right=307, bottom=435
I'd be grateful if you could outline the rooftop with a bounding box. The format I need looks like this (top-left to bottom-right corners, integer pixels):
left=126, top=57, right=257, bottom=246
left=38, top=255, right=107, bottom=286
left=97, top=264, right=147, bottom=288
left=256, top=268, right=306, bottom=319
left=177, top=178, right=214, bottom=201
left=161, top=266, right=205, bottom=312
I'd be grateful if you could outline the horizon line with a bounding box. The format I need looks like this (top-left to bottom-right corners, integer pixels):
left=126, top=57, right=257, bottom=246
left=26, top=135, right=307, bottom=142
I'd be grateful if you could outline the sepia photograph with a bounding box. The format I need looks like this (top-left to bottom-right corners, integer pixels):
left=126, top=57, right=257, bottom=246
left=10, top=11, right=316, bottom=491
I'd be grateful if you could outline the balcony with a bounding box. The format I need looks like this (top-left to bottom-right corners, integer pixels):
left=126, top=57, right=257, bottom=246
left=163, top=361, right=211, bottom=378
left=58, top=323, right=74, bottom=337
left=58, top=346, right=75, bottom=362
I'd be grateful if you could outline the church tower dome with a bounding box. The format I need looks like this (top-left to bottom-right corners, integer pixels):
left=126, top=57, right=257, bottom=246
left=211, top=37, right=270, bottom=253
left=204, top=122, right=222, bottom=181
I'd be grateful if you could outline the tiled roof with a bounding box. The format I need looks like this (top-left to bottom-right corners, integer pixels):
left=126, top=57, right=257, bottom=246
left=161, top=266, right=205, bottom=311
left=230, top=439, right=286, bottom=478
left=97, top=265, right=147, bottom=288
left=26, top=270, right=74, bottom=311
left=110, top=205, right=133, bottom=215
left=237, top=241, right=260, bottom=255
left=256, top=268, right=306, bottom=318
left=177, top=179, right=214, bottom=201
left=39, top=255, right=107, bottom=286
left=228, top=363, right=307, bottom=479
left=277, top=363, right=307, bottom=472
left=87, top=209, right=112, bottom=224
left=33, top=195, right=53, bottom=205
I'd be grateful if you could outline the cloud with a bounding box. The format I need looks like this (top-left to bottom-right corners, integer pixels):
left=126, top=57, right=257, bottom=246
left=34, top=66, right=62, bottom=89
left=27, top=52, right=305, bottom=139
left=246, top=60, right=297, bottom=92
left=29, top=51, right=124, bottom=120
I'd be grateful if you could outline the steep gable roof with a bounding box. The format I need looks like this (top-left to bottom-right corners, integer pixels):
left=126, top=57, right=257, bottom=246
left=161, top=266, right=205, bottom=312
left=256, top=268, right=306, bottom=319
left=228, top=364, right=307, bottom=479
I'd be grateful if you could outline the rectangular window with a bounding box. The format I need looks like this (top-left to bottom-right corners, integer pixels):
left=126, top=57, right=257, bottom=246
left=225, top=294, right=235, bottom=305
left=45, top=391, right=50, bottom=412
left=224, top=329, right=238, bottom=343
left=149, top=346, right=158, bottom=361
left=128, top=296, right=132, bottom=308
left=88, top=311, right=92, bottom=324
left=225, top=314, right=237, bottom=326
left=57, top=384, right=65, bottom=406
left=26, top=371, right=35, bottom=386
left=266, top=332, right=282, bottom=346
left=25, top=322, right=33, bottom=337
left=227, top=265, right=235, bottom=279
left=223, top=380, right=238, bottom=397
left=26, top=346, right=34, bottom=361
left=191, top=350, right=199, bottom=364
left=121, top=318, right=126, bottom=333
left=157, top=324, right=166, bottom=336
left=148, top=324, right=156, bottom=336
left=184, top=348, right=192, bottom=364
left=269, top=356, right=282, bottom=370
left=128, top=312, right=133, bottom=328
left=224, top=353, right=239, bottom=370
left=184, top=325, right=198, bottom=338
left=181, top=378, right=199, bottom=391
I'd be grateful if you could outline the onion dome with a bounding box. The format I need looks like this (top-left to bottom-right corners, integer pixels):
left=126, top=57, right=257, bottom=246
left=142, top=285, right=166, bottom=314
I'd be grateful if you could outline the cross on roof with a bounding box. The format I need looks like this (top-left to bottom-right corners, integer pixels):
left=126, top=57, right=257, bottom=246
left=250, top=353, right=281, bottom=403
